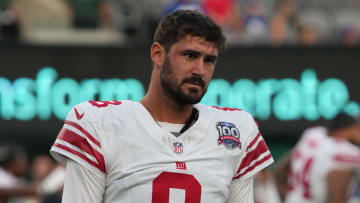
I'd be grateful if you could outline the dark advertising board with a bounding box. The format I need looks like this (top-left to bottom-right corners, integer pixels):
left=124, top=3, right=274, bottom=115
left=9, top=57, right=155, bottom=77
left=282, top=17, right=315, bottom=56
left=1, top=45, right=359, bottom=155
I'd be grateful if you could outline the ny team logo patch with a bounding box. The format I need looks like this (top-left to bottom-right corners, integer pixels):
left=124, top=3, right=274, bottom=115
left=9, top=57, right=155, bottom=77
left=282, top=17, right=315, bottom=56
left=217, top=122, right=241, bottom=149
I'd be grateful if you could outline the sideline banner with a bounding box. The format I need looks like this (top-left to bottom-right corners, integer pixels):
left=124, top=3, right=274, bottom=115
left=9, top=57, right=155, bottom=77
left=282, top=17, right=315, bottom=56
left=0, top=45, right=359, bottom=137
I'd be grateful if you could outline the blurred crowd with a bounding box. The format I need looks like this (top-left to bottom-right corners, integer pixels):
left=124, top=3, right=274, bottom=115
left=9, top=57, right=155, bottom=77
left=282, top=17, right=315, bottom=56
left=0, top=144, right=64, bottom=203
left=0, top=0, right=360, bottom=46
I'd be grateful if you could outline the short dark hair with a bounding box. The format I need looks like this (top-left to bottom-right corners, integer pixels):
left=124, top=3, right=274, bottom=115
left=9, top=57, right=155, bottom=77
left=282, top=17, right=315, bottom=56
left=153, top=10, right=226, bottom=53
left=328, top=113, right=359, bottom=132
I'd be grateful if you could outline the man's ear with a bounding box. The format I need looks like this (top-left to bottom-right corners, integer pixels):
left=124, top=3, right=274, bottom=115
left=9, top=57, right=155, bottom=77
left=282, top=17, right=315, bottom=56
left=151, top=42, right=166, bottom=69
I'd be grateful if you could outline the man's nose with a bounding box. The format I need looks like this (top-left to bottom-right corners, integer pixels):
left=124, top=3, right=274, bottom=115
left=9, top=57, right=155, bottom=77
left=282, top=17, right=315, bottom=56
left=192, top=58, right=205, bottom=76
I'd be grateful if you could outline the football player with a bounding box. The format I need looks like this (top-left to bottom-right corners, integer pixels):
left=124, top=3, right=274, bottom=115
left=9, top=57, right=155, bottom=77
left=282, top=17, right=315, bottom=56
left=50, top=10, right=273, bottom=203
left=275, top=113, right=360, bottom=203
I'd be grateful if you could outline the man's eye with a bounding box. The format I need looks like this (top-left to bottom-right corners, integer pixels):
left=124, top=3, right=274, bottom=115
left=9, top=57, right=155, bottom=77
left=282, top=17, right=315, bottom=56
left=185, top=53, right=196, bottom=59
left=204, top=57, right=216, bottom=64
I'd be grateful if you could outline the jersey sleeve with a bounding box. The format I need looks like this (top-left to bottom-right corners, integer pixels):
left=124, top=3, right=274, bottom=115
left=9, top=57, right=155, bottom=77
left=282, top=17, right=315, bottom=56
left=50, top=102, right=107, bottom=175
left=332, top=141, right=360, bottom=170
left=226, top=177, right=254, bottom=203
left=233, top=115, right=274, bottom=181
left=62, top=159, right=105, bottom=203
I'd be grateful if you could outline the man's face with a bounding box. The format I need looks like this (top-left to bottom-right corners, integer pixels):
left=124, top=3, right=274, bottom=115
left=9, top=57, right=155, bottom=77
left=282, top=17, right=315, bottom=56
left=160, top=35, right=218, bottom=105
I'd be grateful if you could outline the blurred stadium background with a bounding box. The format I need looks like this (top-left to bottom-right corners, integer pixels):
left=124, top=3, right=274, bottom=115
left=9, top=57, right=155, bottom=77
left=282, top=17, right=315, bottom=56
left=0, top=0, right=360, bottom=202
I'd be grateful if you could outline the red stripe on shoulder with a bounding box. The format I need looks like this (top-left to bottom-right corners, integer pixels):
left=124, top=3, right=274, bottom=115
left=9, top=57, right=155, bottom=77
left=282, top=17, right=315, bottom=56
left=65, top=120, right=101, bottom=148
left=57, top=128, right=106, bottom=173
left=233, top=153, right=272, bottom=180
left=53, top=143, right=106, bottom=174
left=211, top=106, right=242, bottom=111
left=246, top=132, right=261, bottom=152
left=236, top=139, right=269, bottom=174
left=334, top=155, right=360, bottom=163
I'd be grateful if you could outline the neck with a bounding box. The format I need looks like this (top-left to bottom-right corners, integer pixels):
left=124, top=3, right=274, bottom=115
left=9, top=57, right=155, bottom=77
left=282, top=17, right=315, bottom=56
left=141, top=93, right=194, bottom=124
left=141, top=72, right=194, bottom=124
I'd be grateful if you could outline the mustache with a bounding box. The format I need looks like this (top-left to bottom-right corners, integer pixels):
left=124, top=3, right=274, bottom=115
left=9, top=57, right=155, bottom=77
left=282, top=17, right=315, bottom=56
left=182, top=76, right=205, bottom=88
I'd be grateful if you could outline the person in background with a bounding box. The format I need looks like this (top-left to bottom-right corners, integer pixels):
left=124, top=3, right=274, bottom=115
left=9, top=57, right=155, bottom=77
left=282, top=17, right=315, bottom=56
left=337, top=25, right=359, bottom=46
left=202, top=0, right=240, bottom=27
left=38, top=163, right=65, bottom=203
left=31, top=155, right=55, bottom=184
left=30, top=155, right=63, bottom=203
left=297, top=23, right=318, bottom=46
left=202, top=0, right=242, bottom=44
left=161, top=0, right=203, bottom=16
left=242, top=0, right=269, bottom=44
left=65, top=0, right=110, bottom=29
left=0, top=0, right=19, bottom=41
left=270, top=0, right=298, bottom=46
left=275, top=113, right=360, bottom=203
left=0, top=145, right=37, bottom=203
left=107, top=0, right=151, bottom=45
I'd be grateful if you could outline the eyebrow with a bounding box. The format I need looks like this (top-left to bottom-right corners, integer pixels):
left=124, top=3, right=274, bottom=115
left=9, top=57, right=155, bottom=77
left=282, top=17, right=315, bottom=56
left=181, top=49, right=218, bottom=60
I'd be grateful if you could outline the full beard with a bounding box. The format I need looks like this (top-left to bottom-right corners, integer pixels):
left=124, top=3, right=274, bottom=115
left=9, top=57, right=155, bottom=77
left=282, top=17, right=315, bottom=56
left=160, top=57, right=207, bottom=105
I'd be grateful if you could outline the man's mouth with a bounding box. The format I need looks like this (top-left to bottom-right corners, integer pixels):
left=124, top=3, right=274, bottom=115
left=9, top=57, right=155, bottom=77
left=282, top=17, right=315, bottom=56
left=182, top=77, right=205, bottom=88
left=185, top=82, right=202, bottom=87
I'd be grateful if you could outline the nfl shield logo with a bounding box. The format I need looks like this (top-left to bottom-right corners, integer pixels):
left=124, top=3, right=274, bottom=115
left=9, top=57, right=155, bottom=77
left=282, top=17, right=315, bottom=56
left=173, top=142, right=183, bottom=153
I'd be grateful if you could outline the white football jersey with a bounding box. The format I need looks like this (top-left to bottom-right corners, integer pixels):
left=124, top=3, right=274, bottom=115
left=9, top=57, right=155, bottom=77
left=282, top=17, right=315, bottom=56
left=285, top=126, right=360, bottom=203
left=50, top=100, right=273, bottom=203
